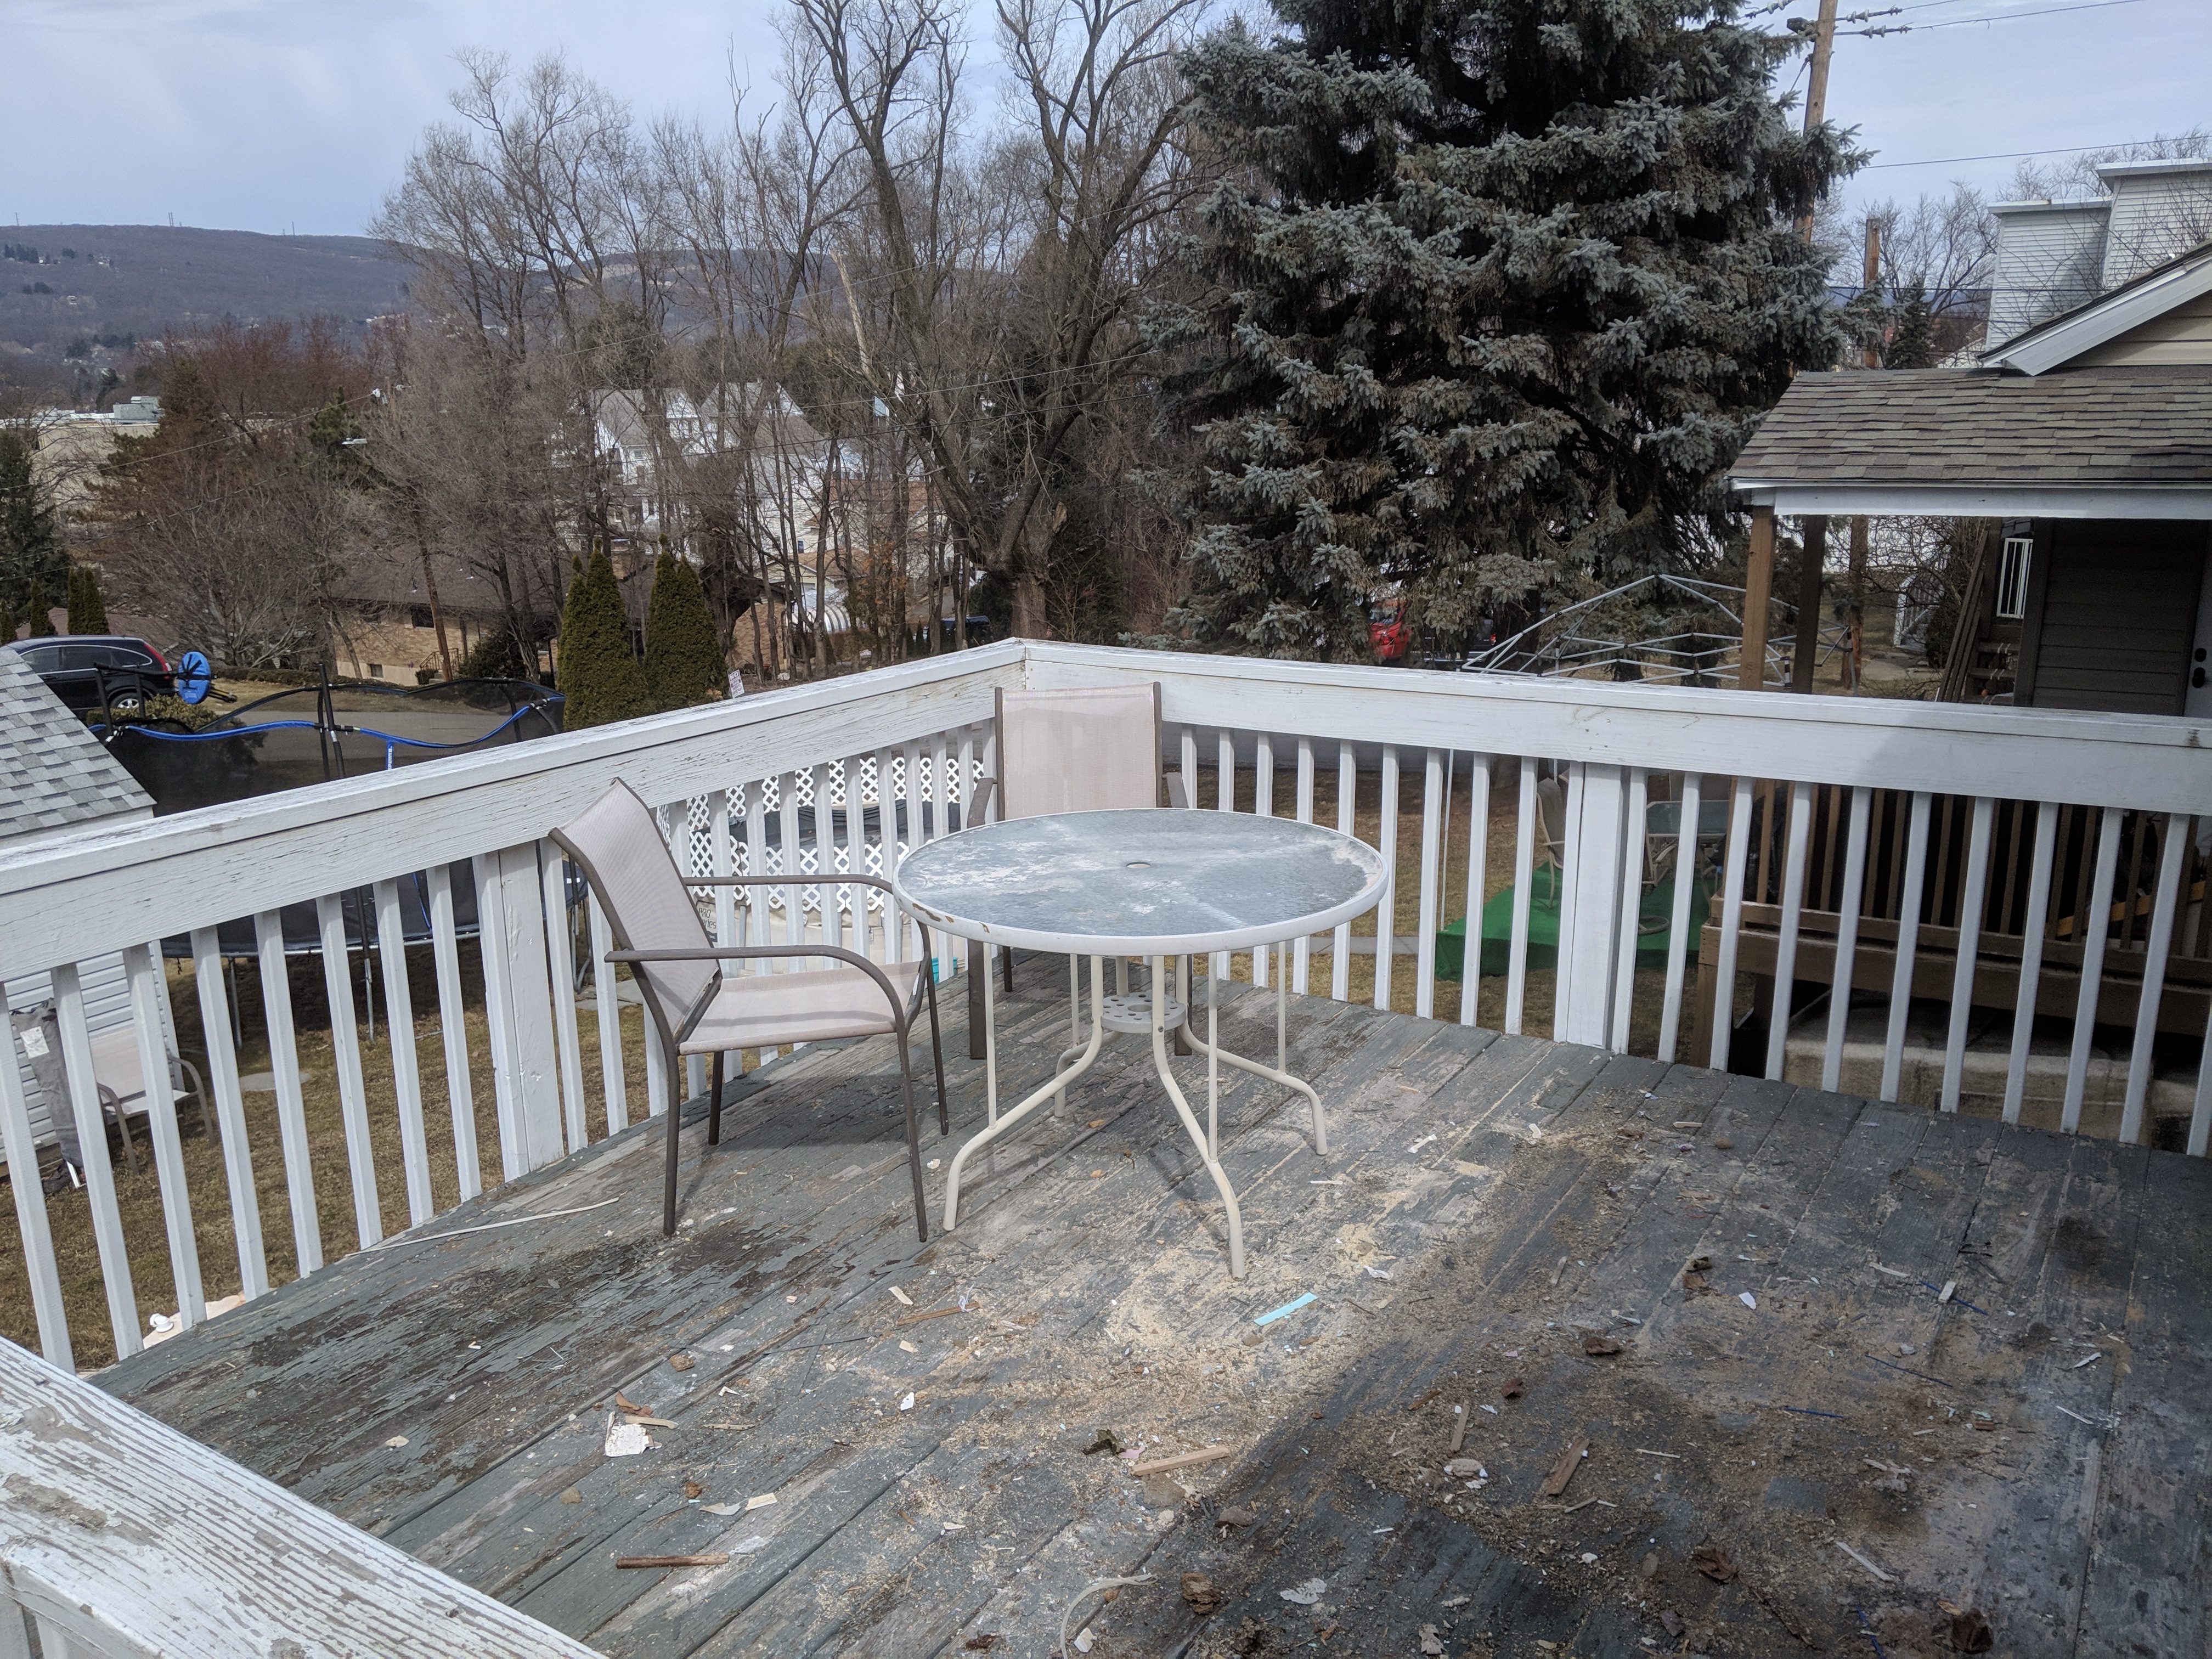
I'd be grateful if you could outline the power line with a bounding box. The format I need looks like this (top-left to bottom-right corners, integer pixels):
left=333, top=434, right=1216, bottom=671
left=1844, top=0, right=2157, bottom=33
left=1865, top=136, right=2205, bottom=168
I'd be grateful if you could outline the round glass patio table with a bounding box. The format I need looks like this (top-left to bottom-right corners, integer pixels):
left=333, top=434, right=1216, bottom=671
left=894, top=808, right=1389, bottom=1277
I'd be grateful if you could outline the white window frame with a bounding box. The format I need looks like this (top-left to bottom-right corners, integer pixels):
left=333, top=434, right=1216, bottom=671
left=1995, top=533, right=2033, bottom=621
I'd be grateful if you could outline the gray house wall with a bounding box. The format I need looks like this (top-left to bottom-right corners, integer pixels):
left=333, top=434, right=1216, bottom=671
left=2016, top=517, right=2212, bottom=714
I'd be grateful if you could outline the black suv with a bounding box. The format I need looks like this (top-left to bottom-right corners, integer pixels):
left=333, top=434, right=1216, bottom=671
left=4, top=635, right=173, bottom=715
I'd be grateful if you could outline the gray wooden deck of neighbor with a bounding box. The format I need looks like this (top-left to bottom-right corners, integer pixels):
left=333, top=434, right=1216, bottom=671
left=96, top=967, right=2209, bottom=1659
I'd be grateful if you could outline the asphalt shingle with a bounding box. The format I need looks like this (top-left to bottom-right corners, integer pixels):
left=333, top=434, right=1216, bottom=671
left=0, top=648, right=154, bottom=845
left=1728, top=364, right=2212, bottom=490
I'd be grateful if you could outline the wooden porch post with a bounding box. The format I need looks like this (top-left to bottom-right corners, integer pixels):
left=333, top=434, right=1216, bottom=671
left=1741, top=505, right=1776, bottom=690
left=1791, top=516, right=1827, bottom=692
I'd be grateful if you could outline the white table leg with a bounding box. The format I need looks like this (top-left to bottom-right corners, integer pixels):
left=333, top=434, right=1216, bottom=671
left=983, top=938, right=999, bottom=1127
left=944, top=954, right=1104, bottom=1232
left=1180, top=941, right=1330, bottom=1156
left=1207, top=955, right=1219, bottom=1161
left=1150, top=953, right=1245, bottom=1279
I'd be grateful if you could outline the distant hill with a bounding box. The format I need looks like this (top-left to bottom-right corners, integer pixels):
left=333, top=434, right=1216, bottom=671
left=0, top=225, right=414, bottom=368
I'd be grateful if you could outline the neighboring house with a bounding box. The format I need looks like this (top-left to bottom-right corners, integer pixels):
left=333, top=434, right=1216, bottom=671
left=0, top=647, right=168, bottom=1176
left=1731, top=174, right=2212, bottom=715
left=1985, top=160, right=2212, bottom=349
left=326, top=545, right=510, bottom=685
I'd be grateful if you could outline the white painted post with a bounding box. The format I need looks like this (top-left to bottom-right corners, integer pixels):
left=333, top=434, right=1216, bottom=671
left=52, top=960, right=139, bottom=1356
left=1294, top=736, right=1316, bottom=995
left=473, top=847, right=565, bottom=1177
left=125, top=942, right=204, bottom=1326
left=1707, top=777, right=1757, bottom=1074
left=1458, top=755, right=1492, bottom=1028
left=1559, top=762, right=1629, bottom=1048
left=190, top=929, right=267, bottom=1300
left=540, top=846, right=590, bottom=1154
left=314, top=895, right=382, bottom=1248
left=0, top=973, right=71, bottom=1367
left=1375, top=746, right=1399, bottom=1012
left=425, top=865, right=479, bottom=1201
left=253, top=912, right=321, bottom=1276
left=372, top=881, right=434, bottom=1228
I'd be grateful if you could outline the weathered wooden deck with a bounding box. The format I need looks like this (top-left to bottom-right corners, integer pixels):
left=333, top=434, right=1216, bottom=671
left=98, top=964, right=2209, bottom=1659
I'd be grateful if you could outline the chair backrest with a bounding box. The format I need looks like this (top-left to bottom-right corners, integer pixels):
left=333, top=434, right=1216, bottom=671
left=994, top=683, right=1164, bottom=820
left=550, top=780, right=715, bottom=1049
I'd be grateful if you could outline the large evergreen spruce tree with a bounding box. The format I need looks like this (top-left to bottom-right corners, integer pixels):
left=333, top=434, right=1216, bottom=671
left=555, top=546, right=652, bottom=729
left=1163, top=0, right=1857, bottom=658
left=644, top=545, right=725, bottom=710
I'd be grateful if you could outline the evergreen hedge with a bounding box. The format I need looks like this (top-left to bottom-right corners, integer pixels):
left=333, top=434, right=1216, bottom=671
left=556, top=546, right=652, bottom=729
left=645, top=545, right=725, bottom=710
left=67, top=565, right=110, bottom=634
left=22, top=577, right=55, bottom=636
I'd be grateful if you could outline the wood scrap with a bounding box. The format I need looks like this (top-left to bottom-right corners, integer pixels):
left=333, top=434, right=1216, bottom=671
left=617, top=1554, right=729, bottom=1568
left=1538, top=1436, right=1589, bottom=1498
left=1129, top=1446, right=1232, bottom=1476
left=1690, top=1544, right=1736, bottom=1584
left=1447, top=1404, right=1467, bottom=1453
left=896, top=1305, right=969, bottom=1326
left=1581, top=1334, right=1623, bottom=1356
left=614, top=1390, right=651, bottom=1415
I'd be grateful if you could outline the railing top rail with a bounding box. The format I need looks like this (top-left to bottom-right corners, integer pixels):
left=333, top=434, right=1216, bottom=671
left=1024, top=641, right=2212, bottom=816
left=0, top=1336, right=604, bottom=1657
left=0, top=641, right=1024, bottom=981
left=7, top=635, right=2209, bottom=983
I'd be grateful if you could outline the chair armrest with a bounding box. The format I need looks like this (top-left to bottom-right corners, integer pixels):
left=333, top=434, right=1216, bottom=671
left=968, top=775, right=997, bottom=825
left=684, top=873, right=907, bottom=903
left=607, top=943, right=927, bottom=1045
left=1166, top=774, right=1191, bottom=809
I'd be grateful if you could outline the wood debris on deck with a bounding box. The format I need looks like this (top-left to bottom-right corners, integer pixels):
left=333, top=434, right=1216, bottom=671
left=98, top=967, right=2210, bottom=1658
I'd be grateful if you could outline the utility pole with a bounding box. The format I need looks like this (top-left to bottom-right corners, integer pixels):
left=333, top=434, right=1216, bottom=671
left=1848, top=217, right=1879, bottom=691
left=1769, top=0, right=1843, bottom=691
left=1796, top=0, right=1841, bottom=242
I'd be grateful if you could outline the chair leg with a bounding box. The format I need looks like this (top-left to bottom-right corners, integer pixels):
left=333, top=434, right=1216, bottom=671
left=895, top=1026, right=929, bottom=1243
left=923, top=964, right=949, bottom=1135
left=968, top=935, right=988, bottom=1060
left=662, top=1041, right=682, bottom=1237
left=707, top=1049, right=726, bottom=1147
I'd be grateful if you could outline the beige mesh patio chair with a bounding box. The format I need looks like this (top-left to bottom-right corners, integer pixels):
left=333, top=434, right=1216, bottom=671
left=553, top=780, right=947, bottom=1241
left=962, top=683, right=1187, bottom=1053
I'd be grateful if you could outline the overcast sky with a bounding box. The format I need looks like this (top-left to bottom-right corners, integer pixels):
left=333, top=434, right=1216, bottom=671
left=3, top=0, right=2207, bottom=238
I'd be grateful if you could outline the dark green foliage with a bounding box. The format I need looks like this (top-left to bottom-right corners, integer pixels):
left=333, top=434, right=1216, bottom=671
left=22, top=577, right=57, bottom=636
left=1161, top=0, right=1859, bottom=659
left=1884, top=283, right=1937, bottom=369
left=644, top=546, right=725, bottom=710
left=66, top=565, right=110, bottom=634
left=456, top=628, right=531, bottom=680
left=0, top=428, right=69, bottom=621
left=555, top=546, right=651, bottom=729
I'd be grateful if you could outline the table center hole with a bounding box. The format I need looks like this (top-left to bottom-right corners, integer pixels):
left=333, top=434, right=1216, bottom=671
left=1126, top=860, right=1151, bottom=868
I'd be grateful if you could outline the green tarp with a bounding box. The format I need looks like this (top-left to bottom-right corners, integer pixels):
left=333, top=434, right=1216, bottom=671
left=1433, top=865, right=1714, bottom=981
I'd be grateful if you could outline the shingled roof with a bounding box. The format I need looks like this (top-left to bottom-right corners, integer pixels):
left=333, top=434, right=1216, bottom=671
left=1729, top=365, right=2212, bottom=507
left=0, top=647, right=154, bottom=847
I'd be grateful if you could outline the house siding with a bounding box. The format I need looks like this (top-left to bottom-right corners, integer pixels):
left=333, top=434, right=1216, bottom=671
left=2023, top=518, right=2209, bottom=714
left=2072, top=289, right=2212, bottom=369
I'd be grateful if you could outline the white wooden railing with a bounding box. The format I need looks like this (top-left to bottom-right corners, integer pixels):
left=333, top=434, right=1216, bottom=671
left=4, top=639, right=2211, bottom=1641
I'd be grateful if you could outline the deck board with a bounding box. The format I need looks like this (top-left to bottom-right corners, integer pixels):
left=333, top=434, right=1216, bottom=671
left=93, top=968, right=2209, bottom=1658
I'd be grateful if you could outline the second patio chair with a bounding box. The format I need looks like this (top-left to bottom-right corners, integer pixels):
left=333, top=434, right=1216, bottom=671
left=963, top=682, right=1187, bottom=1053
left=553, top=779, right=947, bottom=1240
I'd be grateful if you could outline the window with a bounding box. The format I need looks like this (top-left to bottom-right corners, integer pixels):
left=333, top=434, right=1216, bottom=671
left=368, top=664, right=385, bottom=679
left=1995, top=532, right=2033, bottom=620
left=410, top=606, right=435, bottom=629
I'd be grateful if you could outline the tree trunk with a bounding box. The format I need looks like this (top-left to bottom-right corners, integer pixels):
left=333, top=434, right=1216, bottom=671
left=1013, top=571, right=1048, bottom=639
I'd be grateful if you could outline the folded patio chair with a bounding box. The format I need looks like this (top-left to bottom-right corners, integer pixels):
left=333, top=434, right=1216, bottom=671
left=91, top=1023, right=217, bottom=1176
left=553, top=779, right=947, bottom=1240
left=964, top=682, right=1189, bottom=1054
